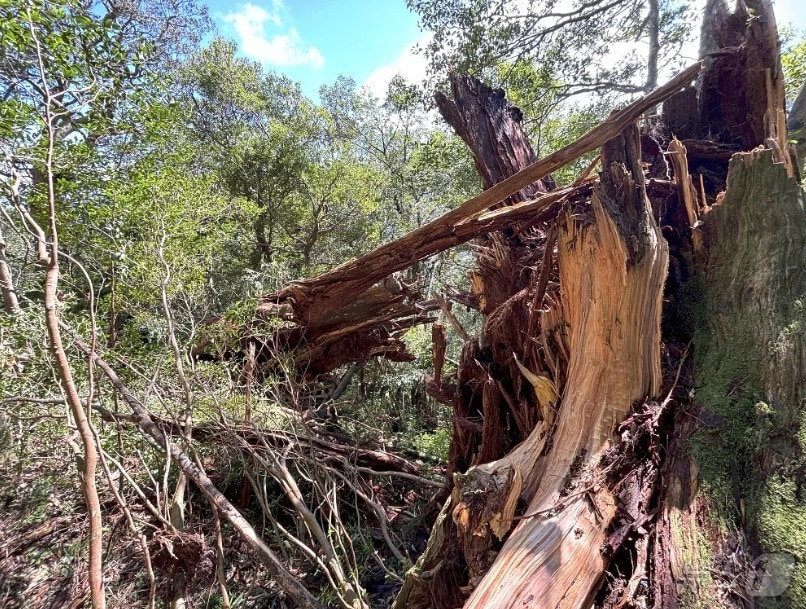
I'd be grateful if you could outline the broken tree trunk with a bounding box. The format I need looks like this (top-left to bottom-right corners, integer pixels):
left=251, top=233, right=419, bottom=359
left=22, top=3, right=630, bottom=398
left=433, top=73, right=557, bottom=474
left=393, top=60, right=677, bottom=604
left=395, top=1, right=804, bottom=604
left=649, top=1, right=805, bottom=605
left=434, top=75, right=551, bottom=201
left=223, top=62, right=700, bottom=607
left=461, top=125, right=667, bottom=608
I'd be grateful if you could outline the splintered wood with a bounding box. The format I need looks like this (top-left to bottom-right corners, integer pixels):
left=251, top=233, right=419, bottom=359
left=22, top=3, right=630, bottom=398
left=459, top=124, right=667, bottom=609
left=667, top=138, right=705, bottom=251
left=394, top=88, right=692, bottom=609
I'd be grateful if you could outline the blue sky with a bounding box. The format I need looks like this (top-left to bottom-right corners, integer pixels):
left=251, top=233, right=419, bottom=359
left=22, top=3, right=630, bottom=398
left=205, top=0, right=806, bottom=103
left=206, top=0, right=426, bottom=100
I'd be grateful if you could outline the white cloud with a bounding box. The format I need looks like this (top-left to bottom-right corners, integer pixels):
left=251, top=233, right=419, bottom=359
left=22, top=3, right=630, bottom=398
left=363, top=34, right=432, bottom=101
left=223, top=2, right=324, bottom=69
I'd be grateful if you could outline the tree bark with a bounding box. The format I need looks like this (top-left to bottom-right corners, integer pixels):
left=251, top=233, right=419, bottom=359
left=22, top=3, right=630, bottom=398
left=651, top=147, right=806, bottom=607
left=31, top=16, right=106, bottom=601
left=0, top=224, right=20, bottom=314
left=434, top=74, right=549, bottom=201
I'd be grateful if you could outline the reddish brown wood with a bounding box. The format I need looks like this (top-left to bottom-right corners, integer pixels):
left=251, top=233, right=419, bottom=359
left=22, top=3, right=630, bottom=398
left=435, top=74, right=549, bottom=201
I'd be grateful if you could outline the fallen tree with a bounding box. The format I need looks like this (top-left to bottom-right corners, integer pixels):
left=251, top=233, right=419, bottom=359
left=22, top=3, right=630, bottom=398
left=81, top=0, right=804, bottom=605
left=240, top=62, right=702, bottom=387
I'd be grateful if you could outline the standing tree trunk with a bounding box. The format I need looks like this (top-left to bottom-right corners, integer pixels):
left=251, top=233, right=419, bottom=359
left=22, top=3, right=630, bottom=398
left=652, top=147, right=805, bottom=608
left=0, top=224, right=20, bottom=315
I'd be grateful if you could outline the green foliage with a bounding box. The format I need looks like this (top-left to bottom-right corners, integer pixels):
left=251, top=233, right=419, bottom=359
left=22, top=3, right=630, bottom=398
left=184, top=40, right=395, bottom=277
left=781, top=27, right=806, bottom=104
left=414, top=427, right=452, bottom=461
left=409, top=0, right=696, bottom=98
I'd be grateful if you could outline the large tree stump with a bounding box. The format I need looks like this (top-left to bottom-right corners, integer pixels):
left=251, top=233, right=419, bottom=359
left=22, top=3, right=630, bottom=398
left=654, top=149, right=806, bottom=606
left=394, top=89, right=670, bottom=606
left=461, top=123, right=668, bottom=609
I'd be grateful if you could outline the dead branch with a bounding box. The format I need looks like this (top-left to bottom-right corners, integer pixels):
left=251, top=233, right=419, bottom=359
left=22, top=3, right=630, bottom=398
left=70, top=334, right=323, bottom=609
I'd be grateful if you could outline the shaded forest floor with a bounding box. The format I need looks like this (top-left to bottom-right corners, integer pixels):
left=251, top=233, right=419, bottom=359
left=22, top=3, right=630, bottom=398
left=0, top=409, right=442, bottom=608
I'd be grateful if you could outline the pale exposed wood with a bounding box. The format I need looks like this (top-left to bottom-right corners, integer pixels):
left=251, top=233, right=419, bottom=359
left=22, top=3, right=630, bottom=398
left=464, top=128, right=668, bottom=607
left=395, top=122, right=669, bottom=609
left=764, top=68, right=796, bottom=177
left=667, top=138, right=703, bottom=251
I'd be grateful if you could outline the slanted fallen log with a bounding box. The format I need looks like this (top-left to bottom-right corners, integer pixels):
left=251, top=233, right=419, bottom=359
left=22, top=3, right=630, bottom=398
left=265, top=62, right=701, bottom=328
left=237, top=63, right=701, bottom=394
left=244, top=184, right=590, bottom=379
